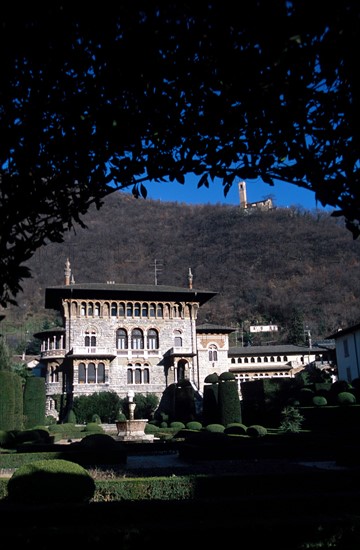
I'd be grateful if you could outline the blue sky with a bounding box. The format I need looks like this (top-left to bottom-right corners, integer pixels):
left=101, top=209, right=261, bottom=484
left=131, top=174, right=333, bottom=212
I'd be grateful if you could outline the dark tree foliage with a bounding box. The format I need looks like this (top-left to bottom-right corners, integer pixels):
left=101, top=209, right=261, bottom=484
left=0, top=1, right=359, bottom=307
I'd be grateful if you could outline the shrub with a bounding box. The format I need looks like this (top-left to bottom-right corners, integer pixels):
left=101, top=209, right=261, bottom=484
left=0, top=430, right=15, bottom=448
left=186, top=421, right=202, bottom=431
left=79, top=433, right=116, bottom=449
left=204, top=373, right=219, bottom=384
left=204, top=424, right=225, bottom=433
left=312, top=396, right=327, bottom=407
left=279, top=406, right=304, bottom=433
left=169, top=421, right=185, bottom=429
left=91, top=413, right=102, bottom=424
left=247, top=425, right=267, bottom=437
left=144, top=423, right=160, bottom=434
left=219, top=372, right=236, bottom=381
left=82, top=422, right=104, bottom=433
left=160, top=421, right=168, bottom=428
left=337, top=392, right=356, bottom=406
left=224, top=423, right=247, bottom=435
left=7, top=458, right=96, bottom=504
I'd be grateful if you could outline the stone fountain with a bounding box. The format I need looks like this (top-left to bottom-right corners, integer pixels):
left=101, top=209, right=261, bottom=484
left=115, top=391, right=154, bottom=442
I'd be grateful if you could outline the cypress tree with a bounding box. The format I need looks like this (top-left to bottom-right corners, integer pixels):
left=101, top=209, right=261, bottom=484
left=0, top=371, right=16, bottom=430
left=218, top=372, right=242, bottom=426
left=23, top=376, right=46, bottom=428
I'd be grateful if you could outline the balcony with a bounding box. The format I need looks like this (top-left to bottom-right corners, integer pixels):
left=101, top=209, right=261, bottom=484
left=40, top=349, right=66, bottom=359
left=168, top=347, right=195, bottom=357
left=69, top=347, right=116, bottom=359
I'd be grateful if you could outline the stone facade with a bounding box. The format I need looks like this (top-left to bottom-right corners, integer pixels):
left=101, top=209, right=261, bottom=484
left=35, top=260, right=234, bottom=415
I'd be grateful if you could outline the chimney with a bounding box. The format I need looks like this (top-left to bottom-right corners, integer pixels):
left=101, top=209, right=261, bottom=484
left=239, top=181, right=247, bottom=209
left=64, top=258, right=71, bottom=286
left=188, top=268, right=193, bottom=289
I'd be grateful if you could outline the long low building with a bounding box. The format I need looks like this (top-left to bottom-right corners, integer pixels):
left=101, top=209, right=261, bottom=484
left=228, top=344, right=335, bottom=392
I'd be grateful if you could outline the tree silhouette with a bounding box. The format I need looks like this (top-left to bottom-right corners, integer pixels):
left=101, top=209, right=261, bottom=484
left=0, top=2, right=359, bottom=307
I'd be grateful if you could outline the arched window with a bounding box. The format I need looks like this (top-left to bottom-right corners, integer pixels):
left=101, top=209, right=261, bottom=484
left=134, top=302, right=141, bottom=317
left=251, top=357, right=255, bottom=363
left=85, top=330, right=96, bottom=348
left=116, top=329, right=128, bottom=349
left=157, top=304, right=163, bottom=317
left=111, top=302, right=117, bottom=317
left=127, top=368, right=133, bottom=384
left=143, top=368, right=150, bottom=384
left=174, top=330, right=182, bottom=348
left=88, top=302, right=94, bottom=316
left=135, top=368, right=142, bottom=384
left=131, top=329, right=144, bottom=349
left=97, top=363, right=105, bottom=383
left=88, top=363, right=96, bottom=383
left=94, top=302, right=100, bottom=316
left=142, top=303, right=148, bottom=317
left=149, top=303, right=156, bottom=317
left=209, top=346, right=218, bottom=362
left=81, top=302, right=86, bottom=316
left=257, top=357, right=262, bottom=363
left=119, top=303, right=125, bottom=317
left=147, top=329, right=159, bottom=350
left=78, top=363, right=86, bottom=383
left=126, top=303, right=133, bottom=317
left=177, top=360, right=186, bottom=381
left=231, top=358, right=236, bottom=364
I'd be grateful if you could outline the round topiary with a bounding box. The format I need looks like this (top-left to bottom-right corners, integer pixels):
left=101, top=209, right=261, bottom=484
left=247, top=425, right=267, bottom=437
left=204, top=423, right=225, bottom=433
left=91, top=413, right=102, bottom=424
left=337, top=391, right=356, bottom=406
left=204, top=373, right=219, bottom=384
left=224, top=423, right=247, bottom=435
left=186, top=421, right=202, bottom=431
left=79, top=433, right=117, bottom=449
left=169, top=421, right=185, bottom=429
left=7, top=459, right=96, bottom=504
left=144, top=423, right=160, bottom=434
left=82, top=422, right=104, bottom=433
left=312, top=396, right=328, bottom=407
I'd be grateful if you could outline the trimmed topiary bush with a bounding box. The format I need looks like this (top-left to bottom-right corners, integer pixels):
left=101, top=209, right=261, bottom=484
left=82, top=422, right=104, bottom=433
left=186, top=421, right=202, bottom=431
left=204, top=423, right=225, bottom=433
left=247, top=425, right=267, bottom=437
left=79, top=433, right=116, bottom=449
left=169, top=421, right=186, bottom=429
left=204, top=373, right=219, bottom=384
left=224, top=423, right=247, bottom=435
left=144, top=422, right=160, bottom=434
left=337, top=392, right=356, bottom=406
left=219, top=372, right=236, bottom=381
left=7, top=458, right=96, bottom=504
left=312, top=396, right=327, bottom=407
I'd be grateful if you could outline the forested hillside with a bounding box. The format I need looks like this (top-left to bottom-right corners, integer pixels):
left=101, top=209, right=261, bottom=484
left=2, top=191, right=360, bottom=350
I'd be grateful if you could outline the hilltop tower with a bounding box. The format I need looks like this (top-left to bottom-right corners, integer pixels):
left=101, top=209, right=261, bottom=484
left=238, top=181, right=247, bottom=209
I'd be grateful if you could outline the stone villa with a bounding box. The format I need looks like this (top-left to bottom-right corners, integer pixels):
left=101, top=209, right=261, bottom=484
left=34, top=259, right=333, bottom=418
left=35, top=259, right=233, bottom=417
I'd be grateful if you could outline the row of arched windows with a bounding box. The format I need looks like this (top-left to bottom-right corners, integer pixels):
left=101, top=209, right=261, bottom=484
left=83, top=328, right=160, bottom=350
left=116, top=328, right=159, bottom=350
left=76, top=301, right=187, bottom=318
left=78, top=362, right=106, bottom=384
left=231, top=356, right=289, bottom=364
